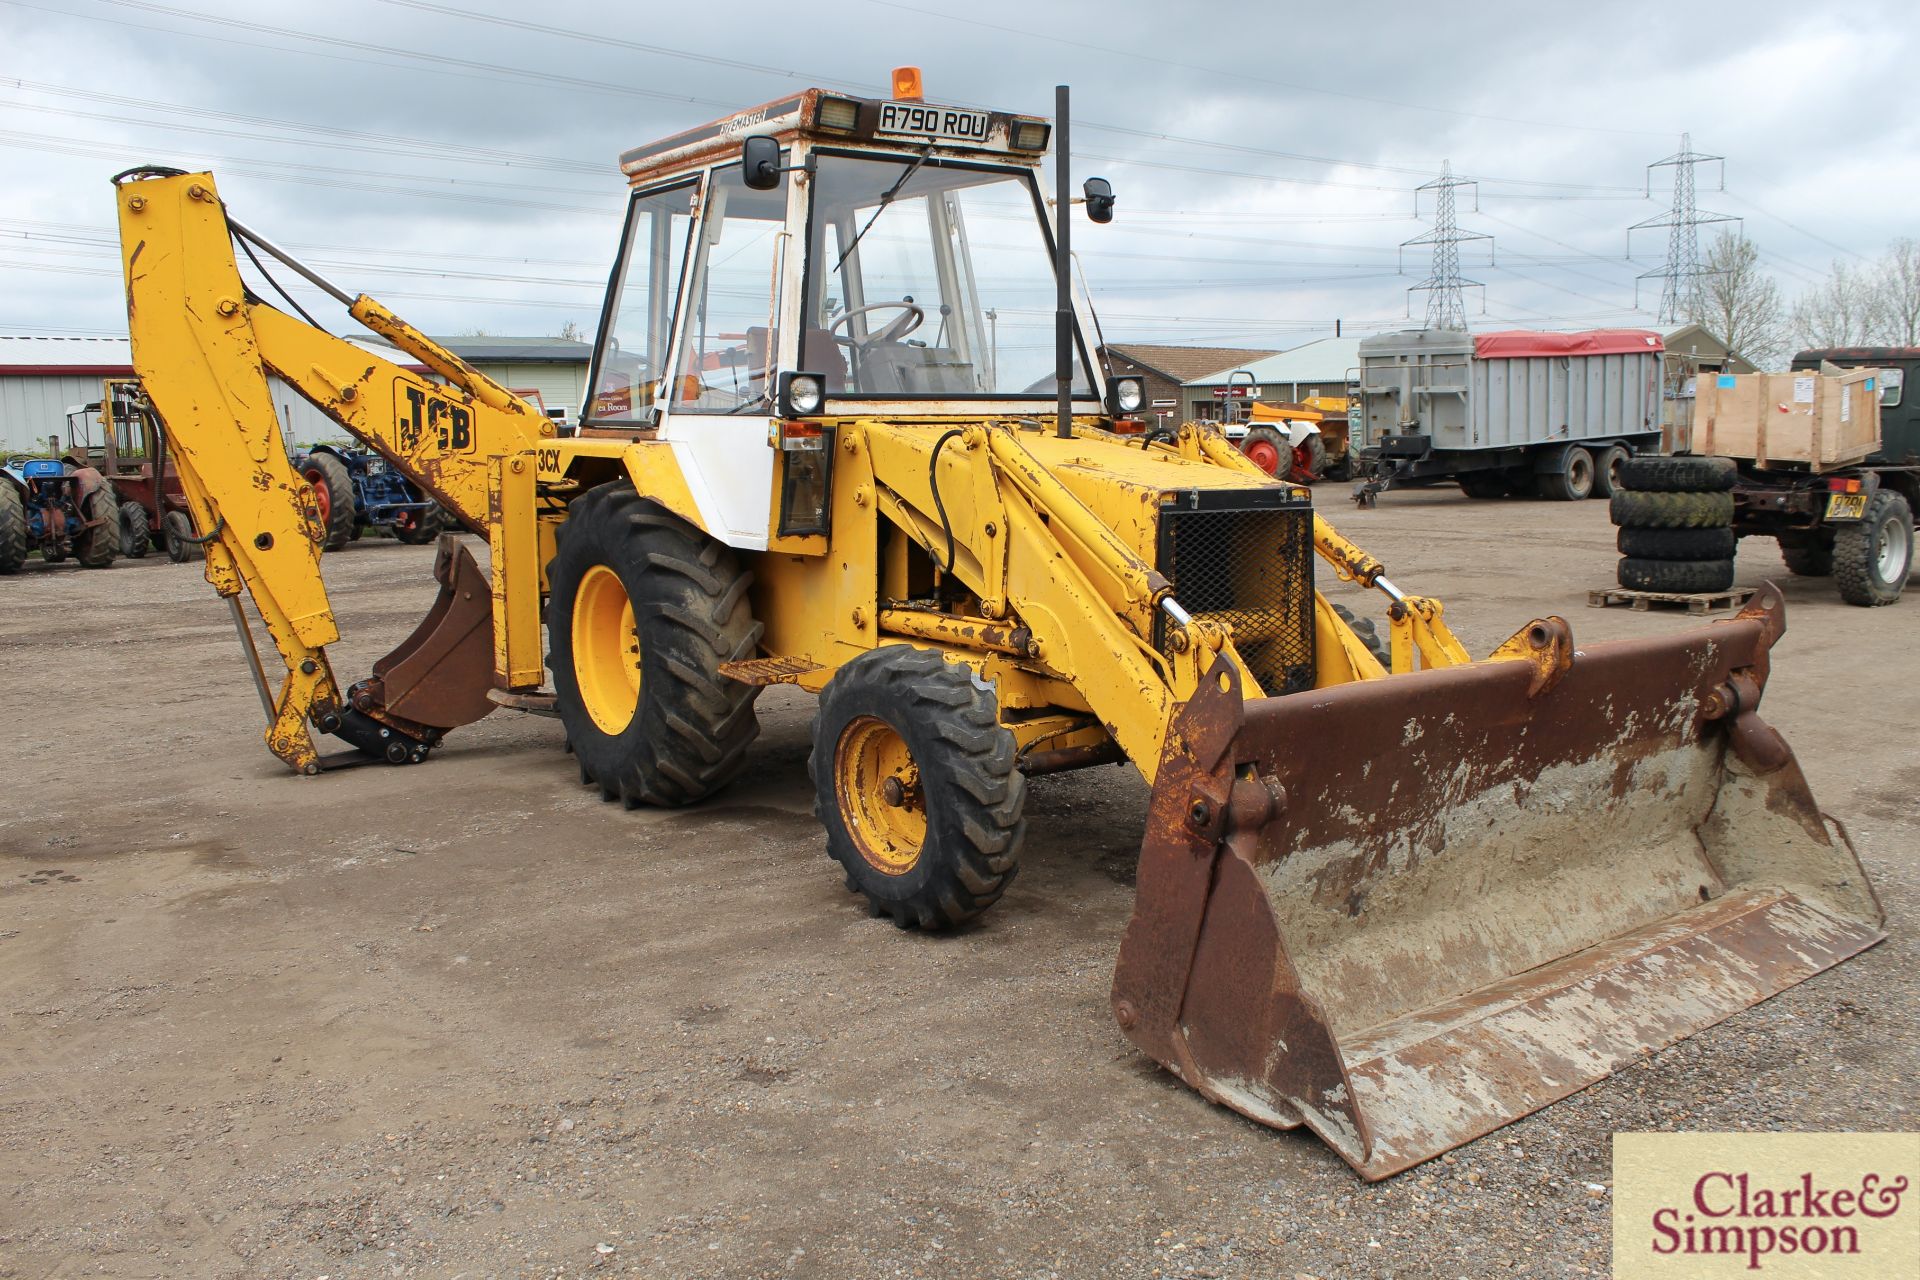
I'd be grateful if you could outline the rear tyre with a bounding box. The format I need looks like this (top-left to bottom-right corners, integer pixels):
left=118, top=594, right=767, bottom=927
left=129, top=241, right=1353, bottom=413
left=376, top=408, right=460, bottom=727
left=1617, top=557, right=1735, bottom=593
left=1290, top=432, right=1328, bottom=484
left=301, top=451, right=356, bottom=551
left=1777, top=533, right=1834, bottom=578
left=163, top=510, right=199, bottom=562
left=1331, top=602, right=1390, bottom=671
left=546, top=482, right=762, bottom=806
left=74, top=485, right=120, bottom=568
left=1591, top=445, right=1631, bottom=498
left=1239, top=426, right=1287, bottom=476
left=811, top=645, right=1024, bottom=930
left=1619, top=454, right=1737, bottom=492
left=1609, top=489, right=1734, bottom=528
left=119, top=500, right=151, bottom=559
left=0, top=480, right=25, bottom=574
left=1457, top=471, right=1509, bottom=499
left=1833, top=490, right=1912, bottom=607
left=392, top=504, right=444, bottom=545
left=1536, top=446, right=1595, bottom=501
left=1617, top=525, right=1737, bottom=560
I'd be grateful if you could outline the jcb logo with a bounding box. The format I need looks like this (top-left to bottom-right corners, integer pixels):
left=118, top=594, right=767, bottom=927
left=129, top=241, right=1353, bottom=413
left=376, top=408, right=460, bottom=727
left=396, top=385, right=474, bottom=453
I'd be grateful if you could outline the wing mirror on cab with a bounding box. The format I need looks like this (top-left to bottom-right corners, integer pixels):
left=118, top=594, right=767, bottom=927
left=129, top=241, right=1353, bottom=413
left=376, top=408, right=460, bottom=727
left=743, top=136, right=783, bottom=191
left=1082, top=177, right=1115, bottom=224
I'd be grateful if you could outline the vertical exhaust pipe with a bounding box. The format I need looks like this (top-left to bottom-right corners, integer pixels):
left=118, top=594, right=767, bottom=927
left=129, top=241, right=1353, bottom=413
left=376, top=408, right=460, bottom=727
left=1055, top=84, right=1073, bottom=440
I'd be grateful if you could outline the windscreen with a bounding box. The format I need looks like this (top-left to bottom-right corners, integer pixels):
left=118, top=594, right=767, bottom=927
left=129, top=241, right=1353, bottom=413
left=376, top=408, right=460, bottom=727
left=802, top=154, right=1091, bottom=398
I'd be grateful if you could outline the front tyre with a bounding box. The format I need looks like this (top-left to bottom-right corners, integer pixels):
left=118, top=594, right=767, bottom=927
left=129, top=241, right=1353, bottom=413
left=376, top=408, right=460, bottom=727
left=546, top=482, right=762, bottom=806
left=811, top=646, right=1025, bottom=930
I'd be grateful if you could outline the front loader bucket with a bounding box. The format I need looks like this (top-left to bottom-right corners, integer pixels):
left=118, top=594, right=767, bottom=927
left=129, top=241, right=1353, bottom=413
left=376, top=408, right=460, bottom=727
left=1111, top=586, right=1883, bottom=1180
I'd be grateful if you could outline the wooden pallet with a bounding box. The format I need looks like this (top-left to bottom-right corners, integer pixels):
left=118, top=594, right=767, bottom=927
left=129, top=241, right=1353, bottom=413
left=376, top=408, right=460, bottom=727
left=1586, top=586, right=1757, bottom=615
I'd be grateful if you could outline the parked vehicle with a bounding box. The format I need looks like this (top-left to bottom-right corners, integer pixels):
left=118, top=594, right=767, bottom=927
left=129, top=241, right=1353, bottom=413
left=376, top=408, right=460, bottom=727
left=0, top=456, right=121, bottom=572
left=297, top=444, right=443, bottom=550
left=1352, top=329, right=1665, bottom=502
left=1724, top=349, right=1918, bottom=605
left=63, top=377, right=192, bottom=560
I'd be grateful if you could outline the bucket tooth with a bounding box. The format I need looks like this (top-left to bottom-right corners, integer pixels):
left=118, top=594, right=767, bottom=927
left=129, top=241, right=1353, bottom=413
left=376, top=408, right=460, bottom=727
left=1113, top=599, right=1884, bottom=1179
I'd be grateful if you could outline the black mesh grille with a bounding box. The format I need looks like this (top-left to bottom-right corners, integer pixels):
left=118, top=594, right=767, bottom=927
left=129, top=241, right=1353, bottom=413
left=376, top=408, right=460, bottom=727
left=1155, top=493, right=1316, bottom=696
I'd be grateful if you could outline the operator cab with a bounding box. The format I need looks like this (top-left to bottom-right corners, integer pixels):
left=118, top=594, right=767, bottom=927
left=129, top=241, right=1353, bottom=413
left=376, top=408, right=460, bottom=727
left=580, top=74, right=1119, bottom=547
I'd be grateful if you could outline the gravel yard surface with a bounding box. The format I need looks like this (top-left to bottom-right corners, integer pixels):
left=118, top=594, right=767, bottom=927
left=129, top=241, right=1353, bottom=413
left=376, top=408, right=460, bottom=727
left=2, top=490, right=1912, bottom=1279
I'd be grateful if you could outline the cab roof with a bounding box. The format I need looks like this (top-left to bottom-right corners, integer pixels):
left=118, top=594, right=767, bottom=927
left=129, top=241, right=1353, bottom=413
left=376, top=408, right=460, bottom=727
left=618, top=89, right=1052, bottom=186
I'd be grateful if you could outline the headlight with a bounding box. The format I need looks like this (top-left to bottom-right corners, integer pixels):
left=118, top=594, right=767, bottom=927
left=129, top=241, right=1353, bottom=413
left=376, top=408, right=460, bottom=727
left=780, top=370, right=826, bottom=417
left=1107, top=376, right=1145, bottom=416
left=1011, top=121, right=1051, bottom=152
left=816, top=96, right=860, bottom=132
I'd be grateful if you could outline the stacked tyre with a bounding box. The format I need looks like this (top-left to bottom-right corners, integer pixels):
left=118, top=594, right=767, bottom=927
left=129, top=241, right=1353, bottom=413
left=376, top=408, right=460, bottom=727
left=1609, top=456, right=1737, bottom=593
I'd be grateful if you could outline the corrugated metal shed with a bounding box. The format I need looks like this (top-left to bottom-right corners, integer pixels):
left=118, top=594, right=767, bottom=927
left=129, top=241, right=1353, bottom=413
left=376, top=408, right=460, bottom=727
left=0, top=334, right=425, bottom=454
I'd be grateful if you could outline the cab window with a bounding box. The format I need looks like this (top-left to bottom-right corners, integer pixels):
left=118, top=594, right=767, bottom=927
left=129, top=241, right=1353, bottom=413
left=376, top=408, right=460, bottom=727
left=587, top=181, right=695, bottom=425
left=672, top=163, right=787, bottom=414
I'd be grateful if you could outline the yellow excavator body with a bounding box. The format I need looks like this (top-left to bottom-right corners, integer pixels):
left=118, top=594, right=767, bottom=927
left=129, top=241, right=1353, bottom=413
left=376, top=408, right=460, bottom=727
left=113, top=79, right=1882, bottom=1180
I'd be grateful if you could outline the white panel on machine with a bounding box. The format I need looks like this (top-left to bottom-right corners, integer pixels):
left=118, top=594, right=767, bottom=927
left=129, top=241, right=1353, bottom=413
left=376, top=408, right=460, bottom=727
left=665, top=416, right=774, bottom=549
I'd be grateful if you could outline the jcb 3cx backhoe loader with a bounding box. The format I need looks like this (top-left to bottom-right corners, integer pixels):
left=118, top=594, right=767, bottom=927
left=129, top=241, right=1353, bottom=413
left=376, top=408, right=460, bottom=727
left=114, top=74, right=1883, bottom=1180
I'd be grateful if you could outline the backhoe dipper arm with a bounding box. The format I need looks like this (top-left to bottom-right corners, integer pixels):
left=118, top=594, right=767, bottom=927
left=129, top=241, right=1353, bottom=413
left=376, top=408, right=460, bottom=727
left=114, top=168, right=545, bottom=771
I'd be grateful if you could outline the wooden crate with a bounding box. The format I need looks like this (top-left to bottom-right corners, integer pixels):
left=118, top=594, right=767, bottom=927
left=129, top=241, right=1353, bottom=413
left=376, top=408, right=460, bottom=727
left=1694, top=367, right=1882, bottom=471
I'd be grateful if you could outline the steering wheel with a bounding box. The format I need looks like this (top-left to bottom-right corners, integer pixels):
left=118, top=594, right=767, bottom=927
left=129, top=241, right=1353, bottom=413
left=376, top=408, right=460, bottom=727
left=827, top=301, right=926, bottom=353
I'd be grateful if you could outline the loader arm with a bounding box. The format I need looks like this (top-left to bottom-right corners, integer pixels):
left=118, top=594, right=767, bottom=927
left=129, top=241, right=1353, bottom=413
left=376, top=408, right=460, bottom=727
left=115, top=168, right=548, bottom=771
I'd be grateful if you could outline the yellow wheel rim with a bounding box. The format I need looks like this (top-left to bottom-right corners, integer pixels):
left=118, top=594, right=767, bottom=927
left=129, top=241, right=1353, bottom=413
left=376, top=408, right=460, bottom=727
left=572, top=563, right=640, bottom=736
left=835, top=716, right=926, bottom=875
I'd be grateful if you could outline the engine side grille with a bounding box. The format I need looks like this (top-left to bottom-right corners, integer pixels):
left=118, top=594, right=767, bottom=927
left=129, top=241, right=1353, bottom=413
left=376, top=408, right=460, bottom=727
left=1155, top=490, right=1316, bottom=697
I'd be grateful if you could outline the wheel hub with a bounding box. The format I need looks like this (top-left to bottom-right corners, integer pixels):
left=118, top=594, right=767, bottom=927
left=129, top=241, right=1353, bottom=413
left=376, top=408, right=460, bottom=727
left=837, top=716, right=926, bottom=874
left=571, top=563, right=641, bottom=736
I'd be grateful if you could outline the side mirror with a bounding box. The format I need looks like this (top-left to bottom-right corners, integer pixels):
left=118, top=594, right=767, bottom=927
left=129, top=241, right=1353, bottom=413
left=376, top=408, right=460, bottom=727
left=742, top=136, right=782, bottom=191
left=1083, top=176, right=1115, bottom=224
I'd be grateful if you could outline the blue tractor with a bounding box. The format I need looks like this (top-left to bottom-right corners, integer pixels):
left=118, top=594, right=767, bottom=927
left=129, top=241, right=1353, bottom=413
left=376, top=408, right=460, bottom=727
left=296, top=445, right=443, bottom=551
left=0, top=457, right=121, bottom=573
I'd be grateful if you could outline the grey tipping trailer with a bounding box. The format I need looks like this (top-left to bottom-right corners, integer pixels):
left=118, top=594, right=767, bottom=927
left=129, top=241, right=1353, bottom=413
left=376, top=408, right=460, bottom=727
left=1352, top=328, right=1665, bottom=501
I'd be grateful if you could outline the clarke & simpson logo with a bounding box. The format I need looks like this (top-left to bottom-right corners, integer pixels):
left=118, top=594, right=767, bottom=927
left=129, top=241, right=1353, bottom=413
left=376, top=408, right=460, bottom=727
left=1614, top=1133, right=1918, bottom=1278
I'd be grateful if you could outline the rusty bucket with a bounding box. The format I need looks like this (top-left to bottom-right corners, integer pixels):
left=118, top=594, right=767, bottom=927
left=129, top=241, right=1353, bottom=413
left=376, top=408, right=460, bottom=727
left=1111, top=587, right=1883, bottom=1180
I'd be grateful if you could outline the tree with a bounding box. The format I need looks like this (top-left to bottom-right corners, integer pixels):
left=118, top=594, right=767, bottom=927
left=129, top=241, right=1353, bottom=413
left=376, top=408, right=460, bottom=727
left=1867, top=237, right=1919, bottom=346
left=1690, top=230, right=1786, bottom=368
left=1791, top=260, right=1874, bottom=349
left=557, top=320, right=585, bottom=343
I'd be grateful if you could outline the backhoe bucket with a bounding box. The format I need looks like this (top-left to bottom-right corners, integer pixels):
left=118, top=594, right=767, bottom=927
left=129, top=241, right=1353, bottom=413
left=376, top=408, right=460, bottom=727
left=1111, top=586, right=1883, bottom=1180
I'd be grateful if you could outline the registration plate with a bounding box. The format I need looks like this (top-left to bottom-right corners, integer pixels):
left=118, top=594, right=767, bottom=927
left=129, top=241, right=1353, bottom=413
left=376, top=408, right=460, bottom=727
left=1826, top=492, right=1869, bottom=520
left=876, top=101, right=991, bottom=145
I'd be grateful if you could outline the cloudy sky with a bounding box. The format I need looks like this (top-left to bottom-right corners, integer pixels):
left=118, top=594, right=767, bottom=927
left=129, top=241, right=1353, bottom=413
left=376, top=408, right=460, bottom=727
left=3, top=0, right=1914, bottom=354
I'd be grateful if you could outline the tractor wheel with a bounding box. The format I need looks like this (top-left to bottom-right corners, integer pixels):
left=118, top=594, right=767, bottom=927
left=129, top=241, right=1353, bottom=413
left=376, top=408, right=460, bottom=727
left=1833, top=490, right=1912, bottom=607
left=1457, top=471, right=1509, bottom=499
left=1592, top=445, right=1631, bottom=498
left=1618, top=454, right=1737, bottom=492
left=1777, top=533, right=1834, bottom=578
left=1617, top=557, right=1735, bottom=593
left=1239, top=426, right=1288, bottom=476
left=1290, top=432, right=1328, bottom=483
left=119, top=500, right=151, bottom=559
left=301, top=452, right=356, bottom=551
left=1609, top=489, right=1735, bottom=529
left=392, top=504, right=444, bottom=545
left=1617, top=525, right=1737, bottom=560
left=1331, top=602, right=1390, bottom=672
left=163, top=510, right=200, bottom=562
left=811, top=645, right=1025, bottom=930
left=74, top=485, right=120, bottom=568
left=0, top=480, right=25, bottom=574
left=1536, top=446, right=1595, bottom=501
left=547, top=481, right=762, bottom=806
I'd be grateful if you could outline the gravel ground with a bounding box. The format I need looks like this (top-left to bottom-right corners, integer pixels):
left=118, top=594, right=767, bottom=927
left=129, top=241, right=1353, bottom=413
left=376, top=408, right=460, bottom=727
left=0, top=490, right=1913, bottom=1280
